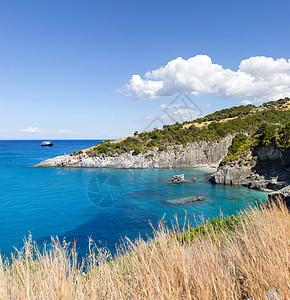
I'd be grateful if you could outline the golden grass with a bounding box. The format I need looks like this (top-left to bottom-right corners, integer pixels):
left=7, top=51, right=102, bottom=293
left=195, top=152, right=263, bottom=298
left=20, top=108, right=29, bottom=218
left=182, top=116, right=239, bottom=129
left=0, top=201, right=289, bottom=299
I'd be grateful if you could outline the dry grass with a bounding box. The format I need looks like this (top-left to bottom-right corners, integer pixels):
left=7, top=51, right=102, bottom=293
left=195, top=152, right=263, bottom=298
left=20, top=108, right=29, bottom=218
left=182, top=101, right=290, bottom=130
left=182, top=116, right=239, bottom=129
left=0, top=201, right=289, bottom=299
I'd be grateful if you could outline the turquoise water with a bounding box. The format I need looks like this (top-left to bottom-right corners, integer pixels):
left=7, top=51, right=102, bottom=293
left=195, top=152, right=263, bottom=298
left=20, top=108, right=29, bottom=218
left=0, top=140, right=268, bottom=257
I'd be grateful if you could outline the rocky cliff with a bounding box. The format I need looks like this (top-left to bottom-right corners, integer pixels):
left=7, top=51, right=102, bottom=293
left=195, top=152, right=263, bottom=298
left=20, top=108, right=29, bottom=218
left=209, top=145, right=290, bottom=191
left=35, top=135, right=234, bottom=169
left=268, top=185, right=290, bottom=208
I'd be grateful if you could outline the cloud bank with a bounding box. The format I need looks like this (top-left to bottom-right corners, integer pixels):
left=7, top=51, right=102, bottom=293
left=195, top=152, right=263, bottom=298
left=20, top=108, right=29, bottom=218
left=21, top=126, right=44, bottom=133
left=58, top=129, right=74, bottom=134
left=21, top=127, right=75, bottom=135
left=125, top=55, right=290, bottom=100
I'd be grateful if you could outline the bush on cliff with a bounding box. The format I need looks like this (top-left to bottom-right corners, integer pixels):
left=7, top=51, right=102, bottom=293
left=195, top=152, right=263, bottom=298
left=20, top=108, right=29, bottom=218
left=260, top=123, right=277, bottom=145
left=278, top=121, right=290, bottom=148
left=132, top=148, right=141, bottom=156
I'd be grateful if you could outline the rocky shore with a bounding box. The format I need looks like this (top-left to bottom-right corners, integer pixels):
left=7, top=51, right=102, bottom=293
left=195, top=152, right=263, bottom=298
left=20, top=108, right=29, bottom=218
left=35, top=135, right=234, bottom=169
left=209, top=144, right=290, bottom=192
left=36, top=134, right=289, bottom=204
left=268, top=185, right=290, bottom=208
left=209, top=143, right=290, bottom=208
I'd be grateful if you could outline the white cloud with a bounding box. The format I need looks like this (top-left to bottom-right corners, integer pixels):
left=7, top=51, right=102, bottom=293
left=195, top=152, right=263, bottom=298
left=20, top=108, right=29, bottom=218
left=162, top=108, right=197, bottom=122
left=145, top=115, right=155, bottom=120
left=145, top=103, right=201, bottom=125
left=125, top=55, right=290, bottom=101
left=58, top=129, right=73, bottom=134
left=21, top=127, right=75, bottom=135
left=160, top=103, right=182, bottom=110
left=21, top=126, right=44, bottom=133
left=240, top=99, right=253, bottom=105
left=127, top=75, right=163, bottom=99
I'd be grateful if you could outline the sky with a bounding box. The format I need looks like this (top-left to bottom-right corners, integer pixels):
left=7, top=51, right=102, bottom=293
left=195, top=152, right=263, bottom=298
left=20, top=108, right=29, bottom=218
left=0, top=0, right=290, bottom=139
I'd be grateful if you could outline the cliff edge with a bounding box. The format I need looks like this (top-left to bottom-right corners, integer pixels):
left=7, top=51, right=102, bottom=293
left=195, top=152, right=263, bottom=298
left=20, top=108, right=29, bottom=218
left=209, top=144, right=290, bottom=191
left=35, top=136, right=233, bottom=169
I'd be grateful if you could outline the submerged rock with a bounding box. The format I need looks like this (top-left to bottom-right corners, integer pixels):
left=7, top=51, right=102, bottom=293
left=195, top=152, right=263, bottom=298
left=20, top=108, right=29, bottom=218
left=186, top=196, right=205, bottom=203
left=190, top=177, right=197, bottom=181
left=171, top=174, right=185, bottom=183
left=164, top=195, right=205, bottom=204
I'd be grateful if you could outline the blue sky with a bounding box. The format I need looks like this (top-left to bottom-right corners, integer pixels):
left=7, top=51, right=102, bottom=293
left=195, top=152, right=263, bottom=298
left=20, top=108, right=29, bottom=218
left=1, top=0, right=290, bottom=139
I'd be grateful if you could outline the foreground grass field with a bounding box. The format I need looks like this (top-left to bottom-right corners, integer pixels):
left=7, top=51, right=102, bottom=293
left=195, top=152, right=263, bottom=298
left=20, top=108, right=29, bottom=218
left=0, top=200, right=289, bottom=299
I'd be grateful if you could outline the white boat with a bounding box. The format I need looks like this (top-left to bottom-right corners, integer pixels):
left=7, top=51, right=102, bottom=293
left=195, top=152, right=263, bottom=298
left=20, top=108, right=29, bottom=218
left=41, top=140, right=54, bottom=147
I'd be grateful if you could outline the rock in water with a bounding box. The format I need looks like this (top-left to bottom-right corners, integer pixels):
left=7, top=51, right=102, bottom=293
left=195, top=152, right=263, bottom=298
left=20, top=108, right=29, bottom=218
left=186, top=196, right=205, bottom=203
left=171, top=174, right=185, bottom=183
left=190, top=177, right=197, bottom=181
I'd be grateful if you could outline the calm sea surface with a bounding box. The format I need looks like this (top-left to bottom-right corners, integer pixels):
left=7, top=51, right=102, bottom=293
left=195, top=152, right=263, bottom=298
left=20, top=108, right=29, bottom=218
left=0, top=140, right=267, bottom=257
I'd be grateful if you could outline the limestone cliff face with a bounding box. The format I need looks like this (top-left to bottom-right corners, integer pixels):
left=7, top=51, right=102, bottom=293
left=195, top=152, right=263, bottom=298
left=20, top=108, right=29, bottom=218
left=35, top=135, right=234, bottom=169
left=209, top=145, right=290, bottom=191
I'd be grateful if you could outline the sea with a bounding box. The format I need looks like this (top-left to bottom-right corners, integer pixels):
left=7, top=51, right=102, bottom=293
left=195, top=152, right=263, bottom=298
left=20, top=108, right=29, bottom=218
left=0, top=140, right=268, bottom=258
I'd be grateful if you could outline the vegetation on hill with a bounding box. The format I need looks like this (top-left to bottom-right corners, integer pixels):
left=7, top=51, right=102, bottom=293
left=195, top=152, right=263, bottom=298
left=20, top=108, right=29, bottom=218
left=85, top=98, right=290, bottom=157
left=223, top=117, right=290, bottom=163
left=1, top=200, right=289, bottom=299
left=177, top=211, right=244, bottom=243
left=188, top=103, right=255, bottom=123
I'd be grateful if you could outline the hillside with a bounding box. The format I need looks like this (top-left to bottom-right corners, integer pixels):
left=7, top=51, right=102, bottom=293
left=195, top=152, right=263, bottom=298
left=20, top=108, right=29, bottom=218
left=207, top=99, right=290, bottom=193
left=80, top=98, right=290, bottom=157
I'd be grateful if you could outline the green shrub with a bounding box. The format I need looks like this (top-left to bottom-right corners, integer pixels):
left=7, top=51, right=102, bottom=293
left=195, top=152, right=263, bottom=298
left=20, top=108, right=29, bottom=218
left=228, top=133, right=248, bottom=155
left=72, top=150, right=83, bottom=156
left=260, top=123, right=277, bottom=145
left=132, top=148, right=141, bottom=156
left=96, top=144, right=108, bottom=154
left=176, top=212, right=245, bottom=243
left=278, top=121, right=290, bottom=148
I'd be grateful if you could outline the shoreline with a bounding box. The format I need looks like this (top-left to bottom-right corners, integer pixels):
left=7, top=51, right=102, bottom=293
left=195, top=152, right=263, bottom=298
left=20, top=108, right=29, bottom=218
left=35, top=136, right=234, bottom=169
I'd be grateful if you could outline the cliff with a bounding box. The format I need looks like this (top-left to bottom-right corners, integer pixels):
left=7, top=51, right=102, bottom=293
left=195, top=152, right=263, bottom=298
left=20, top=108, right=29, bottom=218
left=209, top=145, right=290, bottom=191
left=35, top=135, right=234, bottom=169
left=268, top=185, right=290, bottom=208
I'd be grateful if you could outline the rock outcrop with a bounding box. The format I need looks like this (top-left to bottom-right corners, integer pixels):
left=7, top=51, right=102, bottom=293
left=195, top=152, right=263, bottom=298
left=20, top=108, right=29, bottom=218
left=164, top=195, right=205, bottom=204
left=35, top=135, right=234, bottom=169
left=186, top=196, right=205, bottom=203
left=210, top=145, right=290, bottom=191
left=268, top=185, right=290, bottom=208
left=171, top=174, right=185, bottom=183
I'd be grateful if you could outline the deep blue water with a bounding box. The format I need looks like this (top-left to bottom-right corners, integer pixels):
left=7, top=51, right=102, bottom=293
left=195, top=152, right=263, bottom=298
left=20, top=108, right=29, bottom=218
left=0, top=140, right=268, bottom=257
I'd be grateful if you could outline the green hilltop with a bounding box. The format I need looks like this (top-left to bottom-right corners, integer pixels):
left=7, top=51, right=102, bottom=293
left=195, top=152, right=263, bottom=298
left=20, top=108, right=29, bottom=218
left=75, top=98, right=290, bottom=158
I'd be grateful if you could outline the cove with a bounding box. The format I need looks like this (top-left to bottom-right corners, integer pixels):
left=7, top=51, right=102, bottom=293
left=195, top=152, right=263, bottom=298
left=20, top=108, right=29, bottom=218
left=0, top=140, right=268, bottom=257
